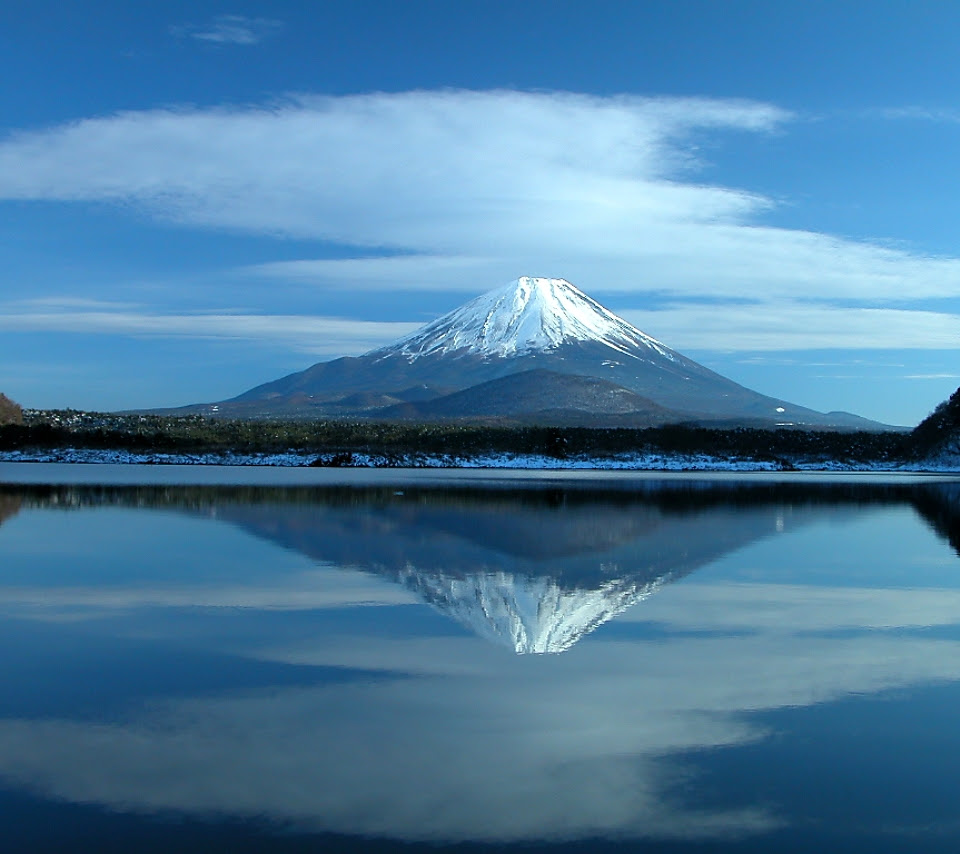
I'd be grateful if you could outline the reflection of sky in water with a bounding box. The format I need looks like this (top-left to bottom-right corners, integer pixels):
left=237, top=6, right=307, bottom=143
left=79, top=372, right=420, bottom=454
left=698, top=506, right=960, bottom=588
left=0, top=479, right=959, bottom=849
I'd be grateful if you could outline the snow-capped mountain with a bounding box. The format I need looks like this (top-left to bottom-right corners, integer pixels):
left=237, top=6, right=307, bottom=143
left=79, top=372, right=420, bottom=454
left=388, top=276, right=677, bottom=361
left=196, top=276, right=886, bottom=428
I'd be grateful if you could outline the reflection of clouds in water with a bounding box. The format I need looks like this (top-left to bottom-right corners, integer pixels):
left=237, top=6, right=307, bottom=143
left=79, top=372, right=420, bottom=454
left=1, top=583, right=960, bottom=841
left=0, top=675, right=773, bottom=842
left=0, top=567, right=417, bottom=616
left=622, top=582, right=960, bottom=633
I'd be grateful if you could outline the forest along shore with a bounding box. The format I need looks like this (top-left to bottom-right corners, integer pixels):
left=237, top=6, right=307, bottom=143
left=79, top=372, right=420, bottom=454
left=0, top=409, right=942, bottom=471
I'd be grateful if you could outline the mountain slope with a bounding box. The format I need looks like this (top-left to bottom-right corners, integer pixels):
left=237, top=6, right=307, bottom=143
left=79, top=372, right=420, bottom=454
left=911, top=385, right=960, bottom=463
left=191, top=276, right=889, bottom=428
left=380, top=369, right=674, bottom=424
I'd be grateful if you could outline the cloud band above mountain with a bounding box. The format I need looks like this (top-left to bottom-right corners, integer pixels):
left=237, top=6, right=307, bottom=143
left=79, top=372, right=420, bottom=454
left=4, top=89, right=958, bottom=306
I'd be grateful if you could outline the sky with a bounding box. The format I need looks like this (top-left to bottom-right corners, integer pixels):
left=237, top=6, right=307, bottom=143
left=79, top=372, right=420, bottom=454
left=2, top=1, right=960, bottom=426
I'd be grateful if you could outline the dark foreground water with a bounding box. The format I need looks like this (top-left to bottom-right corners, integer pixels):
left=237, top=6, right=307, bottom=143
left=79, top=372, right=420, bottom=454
left=2, top=465, right=960, bottom=853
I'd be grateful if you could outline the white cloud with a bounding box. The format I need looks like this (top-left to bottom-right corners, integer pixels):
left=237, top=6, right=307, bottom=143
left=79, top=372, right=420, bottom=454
left=873, top=106, right=960, bottom=123
left=248, top=231, right=960, bottom=305
left=2, top=89, right=960, bottom=353
left=621, top=301, right=960, bottom=351
left=0, top=93, right=782, bottom=247
left=0, top=303, right=418, bottom=356
left=903, top=372, right=960, bottom=380
left=170, top=14, right=282, bottom=45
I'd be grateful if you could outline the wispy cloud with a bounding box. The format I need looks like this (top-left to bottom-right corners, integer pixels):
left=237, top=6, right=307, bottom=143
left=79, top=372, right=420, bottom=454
left=623, top=301, right=960, bottom=351
left=871, top=106, right=960, bottom=123
left=0, top=92, right=789, bottom=284
left=0, top=301, right=418, bottom=356
left=903, top=373, right=960, bottom=380
left=1, top=90, right=960, bottom=353
left=170, top=14, right=282, bottom=45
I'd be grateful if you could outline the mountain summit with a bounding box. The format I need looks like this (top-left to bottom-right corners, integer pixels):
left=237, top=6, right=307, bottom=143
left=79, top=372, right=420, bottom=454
left=197, top=276, right=888, bottom=429
left=388, top=276, right=675, bottom=361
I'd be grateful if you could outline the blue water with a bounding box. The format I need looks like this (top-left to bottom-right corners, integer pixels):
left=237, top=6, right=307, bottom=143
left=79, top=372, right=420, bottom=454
left=1, top=467, right=959, bottom=852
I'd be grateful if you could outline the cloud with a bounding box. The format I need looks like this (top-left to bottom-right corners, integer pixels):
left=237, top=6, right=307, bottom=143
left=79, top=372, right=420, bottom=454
left=621, top=301, right=960, bottom=351
left=903, top=372, right=960, bottom=380
left=247, top=232, right=960, bottom=305
left=170, top=14, right=282, bottom=45
left=0, top=302, right=418, bottom=356
left=619, top=582, right=960, bottom=633
left=0, top=572, right=416, bottom=612
left=0, top=93, right=789, bottom=282
left=2, top=89, right=960, bottom=354
left=872, top=106, right=960, bottom=123
left=0, top=93, right=783, bottom=242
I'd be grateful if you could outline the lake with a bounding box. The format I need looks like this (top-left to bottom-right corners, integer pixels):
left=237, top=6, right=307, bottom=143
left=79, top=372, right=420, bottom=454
left=1, top=463, right=960, bottom=852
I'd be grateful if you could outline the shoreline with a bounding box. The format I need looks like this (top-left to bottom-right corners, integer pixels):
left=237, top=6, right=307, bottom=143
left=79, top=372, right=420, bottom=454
left=1, top=447, right=957, bottom=474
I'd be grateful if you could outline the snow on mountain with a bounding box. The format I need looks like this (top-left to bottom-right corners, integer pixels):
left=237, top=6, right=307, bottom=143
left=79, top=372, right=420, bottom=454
left=396, top=565, right=674, bottom=654
left=385, top=276, right=677, bottom=362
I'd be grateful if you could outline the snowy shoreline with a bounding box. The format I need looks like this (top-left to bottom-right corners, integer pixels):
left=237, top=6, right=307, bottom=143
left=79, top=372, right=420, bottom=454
left=1, top=447, right=957, bottom=473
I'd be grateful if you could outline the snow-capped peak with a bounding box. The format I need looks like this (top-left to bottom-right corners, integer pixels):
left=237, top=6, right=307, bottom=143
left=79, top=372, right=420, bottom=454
left=384, top=276, right=675, bottom=361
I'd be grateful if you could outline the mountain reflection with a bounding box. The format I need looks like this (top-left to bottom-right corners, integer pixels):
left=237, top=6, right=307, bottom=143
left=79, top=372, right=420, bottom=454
left=0, top=494, right=20, bottom=528
left=5, top=479, right=960, bottom=653
left=206, top=492, right=820, bottom=653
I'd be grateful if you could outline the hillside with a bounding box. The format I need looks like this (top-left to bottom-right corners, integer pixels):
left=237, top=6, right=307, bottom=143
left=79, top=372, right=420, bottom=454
left=378, top=369, right=676, bottom=425
left=0, top=394, right=22, bottom=426
left=911, top=386, right=960, bottom=463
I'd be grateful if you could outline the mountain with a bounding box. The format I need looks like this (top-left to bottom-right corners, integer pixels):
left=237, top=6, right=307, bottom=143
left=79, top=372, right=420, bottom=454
left=188, top=277, right=890, bottom=428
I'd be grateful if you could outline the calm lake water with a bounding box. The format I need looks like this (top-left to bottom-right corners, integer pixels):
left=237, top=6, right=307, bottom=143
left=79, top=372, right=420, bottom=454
left=2, top=464, right=960, bottom=852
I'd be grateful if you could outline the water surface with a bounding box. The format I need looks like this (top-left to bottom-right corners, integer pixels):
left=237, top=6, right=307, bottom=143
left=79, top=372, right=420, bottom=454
left=1, top=466, right=959, bottom=852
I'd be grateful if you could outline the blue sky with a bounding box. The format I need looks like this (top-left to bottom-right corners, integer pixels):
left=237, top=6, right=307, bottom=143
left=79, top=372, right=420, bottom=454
left=3, top=1, right=960, bottom=425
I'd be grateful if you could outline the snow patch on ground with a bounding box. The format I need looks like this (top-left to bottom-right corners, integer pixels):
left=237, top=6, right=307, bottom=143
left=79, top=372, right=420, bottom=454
left=1, top=448, right=957, bottom=472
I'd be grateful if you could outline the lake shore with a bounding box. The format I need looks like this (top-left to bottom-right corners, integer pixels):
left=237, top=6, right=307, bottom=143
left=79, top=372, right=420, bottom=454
left=1, top=446, right=957, bottom=473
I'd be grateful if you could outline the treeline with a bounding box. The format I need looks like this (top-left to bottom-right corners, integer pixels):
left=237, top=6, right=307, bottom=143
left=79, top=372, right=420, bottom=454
left=911, top=386, right=960, bottom=457
left=0, top=409, right=916, bottom=466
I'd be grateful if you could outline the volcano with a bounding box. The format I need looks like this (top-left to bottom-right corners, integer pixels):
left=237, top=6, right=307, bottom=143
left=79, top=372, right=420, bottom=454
left=198, top=277, right=884, bottom=428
